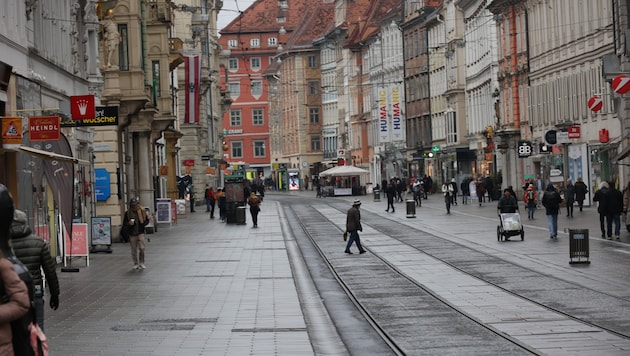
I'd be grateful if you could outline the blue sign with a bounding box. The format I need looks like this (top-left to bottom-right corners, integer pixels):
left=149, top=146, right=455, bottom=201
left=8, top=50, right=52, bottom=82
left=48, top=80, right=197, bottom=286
left=94, top=168, right=111, bottom=201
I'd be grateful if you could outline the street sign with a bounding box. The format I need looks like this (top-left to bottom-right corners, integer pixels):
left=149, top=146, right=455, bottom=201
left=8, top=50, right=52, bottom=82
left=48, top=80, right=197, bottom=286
left=431, top=145, right=440, bottom=153
left=556, top=131, right=570, bottom=144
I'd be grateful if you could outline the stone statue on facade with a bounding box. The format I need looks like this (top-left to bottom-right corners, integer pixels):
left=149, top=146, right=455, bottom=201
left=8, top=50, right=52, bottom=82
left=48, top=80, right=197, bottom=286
left=102, top=17, right=121, bottom=69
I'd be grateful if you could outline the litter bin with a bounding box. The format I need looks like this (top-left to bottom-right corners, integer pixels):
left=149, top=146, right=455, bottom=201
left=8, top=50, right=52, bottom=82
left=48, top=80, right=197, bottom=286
left=373, top=189, right=381, bottom=202
left=406, top=199, right=416, bottom=218
left=568, top=229, right=590, bottom=264
left=235, top=206, right=247, bottom=225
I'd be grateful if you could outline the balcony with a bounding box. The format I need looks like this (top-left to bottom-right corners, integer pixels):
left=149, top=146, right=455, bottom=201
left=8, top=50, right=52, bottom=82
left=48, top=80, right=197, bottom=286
left=147, top=1, right=172, bottom=23
left=169, top=37, right=184, bottom=71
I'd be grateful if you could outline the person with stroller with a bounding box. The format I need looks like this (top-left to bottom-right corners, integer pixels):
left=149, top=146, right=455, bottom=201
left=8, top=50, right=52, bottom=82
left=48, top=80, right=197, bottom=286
left=498, top=189, right=518, bottom=214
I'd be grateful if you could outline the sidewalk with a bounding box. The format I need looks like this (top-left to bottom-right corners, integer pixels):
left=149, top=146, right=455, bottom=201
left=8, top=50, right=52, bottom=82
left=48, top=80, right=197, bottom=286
left=46, top=201, right=324, bottom=355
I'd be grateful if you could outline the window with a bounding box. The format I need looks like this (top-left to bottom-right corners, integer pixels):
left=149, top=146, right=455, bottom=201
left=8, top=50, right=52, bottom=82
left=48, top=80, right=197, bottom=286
left=228, top=58, right=238, bottom=71
left=251, top=81, right=262, bottom=97
left=230, top=110, right=242, bottom=126
left=118, top=24, right=129, bottom=71
left=254, top=140, right=266, bottom=157
left=250, top=57, right=261, bottom=71
left=231, top=141, right=243, bottom=158
left=151, top=60, right=160, bottom=106
left=252, top=108, right=264, bottom=125
left=311, top=135, right=321, bottom=151
left=228, top=82, right=240, bottom=99
left=308, top=81, right=319, bottom=95
left=268, top=37, right=278, bottom=47
left=250, top=38, right=260, bottom=48
left=308, top=55, right=318, bottom=68
left=228, top=39, right=238, bottom=48
left=277, top=17, right=286, bottom=22
left=309, top=107, right=320, bottom=123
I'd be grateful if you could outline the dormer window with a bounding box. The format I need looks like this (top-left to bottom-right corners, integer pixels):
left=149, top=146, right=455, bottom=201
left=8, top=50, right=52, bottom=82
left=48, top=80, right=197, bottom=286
left=277, top=17, right=286, bottom=23
left=268, top=37, right=278, bottom=47
left=279, top=0, right=288, bottom=10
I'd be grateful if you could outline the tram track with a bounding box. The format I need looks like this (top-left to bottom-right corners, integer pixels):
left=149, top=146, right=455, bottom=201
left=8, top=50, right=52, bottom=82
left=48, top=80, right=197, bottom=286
left=282, top=197, right=630, bottom=354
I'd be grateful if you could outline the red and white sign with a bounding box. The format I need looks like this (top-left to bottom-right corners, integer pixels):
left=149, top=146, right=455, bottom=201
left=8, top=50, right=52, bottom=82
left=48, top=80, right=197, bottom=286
left=587, top=95, right=603, bottom=112
left=183, top=159, right=195, bottom=167
left=612, top=74, right=630, bottom=94
left=70, top=95, right=96, bottom=120
left=184, top=55, right=201, bottom=124
left=28, top=116, right=60, bottom=141
left=337, top=149, right=345, bottom=158
left=65, top=223, right=89, bottom=257
left=567, top=125, right=581, bottom=139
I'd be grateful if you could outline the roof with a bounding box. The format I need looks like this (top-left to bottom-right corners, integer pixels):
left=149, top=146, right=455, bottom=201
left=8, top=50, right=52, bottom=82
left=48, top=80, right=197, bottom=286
left=283, top=2, right=335, bottom=51
left=219, top=0, right=309, bottom=35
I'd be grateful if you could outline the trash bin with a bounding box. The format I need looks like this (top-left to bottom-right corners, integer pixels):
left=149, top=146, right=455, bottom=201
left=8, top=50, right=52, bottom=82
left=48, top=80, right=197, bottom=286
left=406, top=199, right=416, bottom=218
left=235, top=206, right=247, bottom=225
left=373, top=189, right=381, bottom=202
left=569, top=229, right=590, bottom=264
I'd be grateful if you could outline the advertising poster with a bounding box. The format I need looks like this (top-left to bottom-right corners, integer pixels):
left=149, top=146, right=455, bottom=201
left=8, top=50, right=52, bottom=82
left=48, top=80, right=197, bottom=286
left=289, top=173, right=300, bottom=191
left=65, top=223, right=89, bottom=257
left=175, top=199, right=187, bottom=215
left=90, top=217, right=111, bottom=246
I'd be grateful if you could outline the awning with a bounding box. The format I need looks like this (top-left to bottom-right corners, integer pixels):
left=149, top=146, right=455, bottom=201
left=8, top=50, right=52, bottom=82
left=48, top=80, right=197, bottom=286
left=614, top=145, right=630, bottom=162
left=17, top=146, right=90, bottom=165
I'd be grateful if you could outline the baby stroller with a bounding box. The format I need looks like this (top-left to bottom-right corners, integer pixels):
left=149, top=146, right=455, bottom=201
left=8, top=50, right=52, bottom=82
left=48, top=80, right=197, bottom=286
left=497, top=212, right=524, bottom=241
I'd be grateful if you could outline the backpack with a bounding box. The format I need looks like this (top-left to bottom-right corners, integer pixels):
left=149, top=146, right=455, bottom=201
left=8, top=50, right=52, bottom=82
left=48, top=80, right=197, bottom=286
left=0, top=255, right=48, bottom=356
left=527, top=190, right=535, bottom=202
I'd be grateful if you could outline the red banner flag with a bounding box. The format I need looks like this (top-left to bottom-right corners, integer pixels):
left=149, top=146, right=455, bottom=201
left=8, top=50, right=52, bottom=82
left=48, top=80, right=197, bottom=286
left=185, top=55, right=201, bottom=124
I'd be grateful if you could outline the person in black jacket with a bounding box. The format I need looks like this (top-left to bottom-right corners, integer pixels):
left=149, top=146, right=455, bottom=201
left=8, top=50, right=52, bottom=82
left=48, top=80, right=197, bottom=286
left=542, top=183, right=562, bottom=239
left=593, top=181, right=610, bottom=238
left=10, top=209, right=60, bottom=330
left=497, top=189, right=518, bottom=214
left=345, top=200, right=366, bottom=254
left=385, top=181, right=396, bottom=213
left=604, top=182, right=624, bottom=240
left=123, top=197, right=150, bottom=270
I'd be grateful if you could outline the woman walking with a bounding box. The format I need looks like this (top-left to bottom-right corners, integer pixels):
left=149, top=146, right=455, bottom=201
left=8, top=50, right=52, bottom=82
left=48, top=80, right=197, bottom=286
left=564, top=179, right=576, bottom=217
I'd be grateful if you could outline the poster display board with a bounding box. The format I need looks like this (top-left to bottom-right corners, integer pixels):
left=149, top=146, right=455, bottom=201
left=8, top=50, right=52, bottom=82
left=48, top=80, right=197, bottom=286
left=90, top=217, right=112, bottom=246
left=64, top=223, right=90, bottom=266
left=175, top=199, right=187, bottom=217
left=224, top=181, right=245, bottom=203
left=156, top=198, right=172, bottom=226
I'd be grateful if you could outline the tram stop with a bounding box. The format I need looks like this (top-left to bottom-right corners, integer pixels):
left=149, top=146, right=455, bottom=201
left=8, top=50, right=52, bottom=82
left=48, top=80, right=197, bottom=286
left=568, top=228, right=590, bottom=264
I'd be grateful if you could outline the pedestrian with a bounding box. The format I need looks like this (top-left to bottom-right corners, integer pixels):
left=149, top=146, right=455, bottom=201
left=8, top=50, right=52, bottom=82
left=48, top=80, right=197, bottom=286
left=204, top=184, right=211, bottom=212
left=0, top=185, right=30, bottom=355
left=524, top=184, right=537, bottom=220
left=385, top=181, right=396, bottom=213
left=498, top=188, right=518, bottom=214
left=247, top=192, right=261, bottom=228
left=217, top=188, right=227, bottom=222
left=564, top=179, right=576, bottom=217
left=412, top=180, right=422, bottom=206
left=450, top=178, right=458, bottom=205
left=10, top=209, right=60, bottom=330
left=207, top=186, right=216, bottom=219
left=344, top=200, right=366, bottom=254
left=461, top=177, right=469, bottom=204
left=623, top=182, right=630, bottom=230
left=123, top=197, right=150, bottom=269
left=257, top=181, right=265, bottom=201
left=188, top=184, right=196, bottom=213
left=442, top=180, right=454, bottom=214
left=605, top=182, right=623, bottom=240
left=593, top=181, right=610, bottom=238
left=574, top=177, right=588, bottom=211
left=542, top=182, right=562, bottom=239
left=476, top=178, right=486, bottom=206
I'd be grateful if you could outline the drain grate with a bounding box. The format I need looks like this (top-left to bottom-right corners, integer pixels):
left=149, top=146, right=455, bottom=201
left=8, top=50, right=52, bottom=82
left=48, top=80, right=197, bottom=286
left=195, top=259, right=240, bottom=262
left=141, top=318, right=217, bottom=324
left=112, top=324, right=194, bottom=331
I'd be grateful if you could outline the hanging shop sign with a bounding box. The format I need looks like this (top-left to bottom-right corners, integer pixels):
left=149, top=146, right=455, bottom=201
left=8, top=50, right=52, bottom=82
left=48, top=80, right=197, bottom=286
left=1, top=116, right=22, bottom=149
left=587, top=95, right=603, bottom=112
left=517, top=141, right=532, bottom=158
left=612, top=74, right=630, bottom=94
left=70, top=94, right=96, bottom=120
left=61, top=106, right=118, bottom=127
left=28, top=116, right=60, bottom=141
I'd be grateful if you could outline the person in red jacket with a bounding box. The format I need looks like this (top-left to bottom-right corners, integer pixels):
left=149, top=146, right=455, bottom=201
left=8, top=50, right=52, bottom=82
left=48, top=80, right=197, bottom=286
left=524, top=184, right=537, bottom=220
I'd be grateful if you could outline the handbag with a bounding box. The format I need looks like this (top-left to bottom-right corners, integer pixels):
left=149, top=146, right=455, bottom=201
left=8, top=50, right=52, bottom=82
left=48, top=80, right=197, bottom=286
left=343, top=231, right=348, bottom=241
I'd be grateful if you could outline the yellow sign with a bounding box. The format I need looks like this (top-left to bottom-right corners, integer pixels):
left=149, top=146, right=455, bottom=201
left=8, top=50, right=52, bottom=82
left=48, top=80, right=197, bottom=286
left=206, top=167, right=216, bottom=175
left=1, top=116, right=23, bottom=149
left=185, top=166, right=192, bottom=174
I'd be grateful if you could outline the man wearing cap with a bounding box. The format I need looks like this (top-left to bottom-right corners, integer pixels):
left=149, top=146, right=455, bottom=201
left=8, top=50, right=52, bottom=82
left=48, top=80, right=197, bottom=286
left=123, top=198, right=150, bottom=269
left=345, top=200, right=366, bottom=254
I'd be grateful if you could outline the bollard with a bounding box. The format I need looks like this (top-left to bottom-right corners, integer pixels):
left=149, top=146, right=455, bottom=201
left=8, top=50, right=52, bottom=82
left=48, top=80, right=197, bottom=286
left=373, top=189, right=381, bottom=202
left=406, top=199, right=416, bottom=218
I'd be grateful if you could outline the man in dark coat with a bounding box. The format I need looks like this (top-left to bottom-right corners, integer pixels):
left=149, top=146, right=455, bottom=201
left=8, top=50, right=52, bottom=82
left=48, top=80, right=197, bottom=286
left=564, top=179, right=576, bottom=217
left=498, top=189, right=518, bottom=214
left=10, top=209, right=60, bottom=330
left=604, top=182, right=624, bottom=240
left=542, top=182, right=562, bottom=239
left=385, top=181, right=396, bottom=213
left=574, top=177, right=588, bottom=212
left=345, top=200, right=366, bottom=254
left=593, top=181, right=611, bottom=238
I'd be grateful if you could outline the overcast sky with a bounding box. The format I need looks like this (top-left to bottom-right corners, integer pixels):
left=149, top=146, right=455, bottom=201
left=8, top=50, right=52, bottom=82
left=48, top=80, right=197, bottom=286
left=217, top=0, right=256, bottom=34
